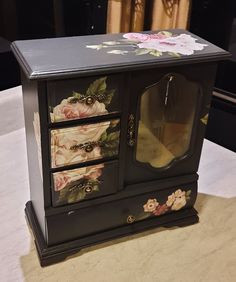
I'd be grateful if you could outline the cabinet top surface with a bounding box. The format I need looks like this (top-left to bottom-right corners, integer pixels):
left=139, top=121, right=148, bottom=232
left=11, top=29, right=230, bottom=80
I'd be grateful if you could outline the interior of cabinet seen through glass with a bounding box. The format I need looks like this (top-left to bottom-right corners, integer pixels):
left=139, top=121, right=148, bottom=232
left=136, top=73, right=199, bottom=168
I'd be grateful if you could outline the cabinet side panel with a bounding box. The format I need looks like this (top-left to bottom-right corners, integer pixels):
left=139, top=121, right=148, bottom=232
left=21, top=73, right=46, bottom=237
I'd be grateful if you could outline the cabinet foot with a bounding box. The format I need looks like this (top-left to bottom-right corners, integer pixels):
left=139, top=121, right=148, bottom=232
left=25, top=201, right=199, bottom=266
left=163, top=213, right=199, bottom=228
left=25, top=202, right=81, bottom=267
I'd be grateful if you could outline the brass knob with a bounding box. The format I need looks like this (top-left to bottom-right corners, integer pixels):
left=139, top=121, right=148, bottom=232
left=84, top=186, right=93, bottom=194
left=127, top=114, right=135, bottom=147
left=86, top=96, right=95, bottom=105
left=85, top=144, right=94, bottom=153
left=128, top=139, right=135, bottom=146
left=127, top=215, right=136, bottom=224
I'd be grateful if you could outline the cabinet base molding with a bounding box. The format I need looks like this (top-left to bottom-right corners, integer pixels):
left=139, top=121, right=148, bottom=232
left=25, top=201, right=199, bottom=267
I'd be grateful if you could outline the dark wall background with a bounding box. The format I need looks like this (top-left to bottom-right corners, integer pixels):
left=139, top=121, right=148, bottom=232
left=190, top=0, right=236, bottom=152
left=0, top=0, right=108, bottom=90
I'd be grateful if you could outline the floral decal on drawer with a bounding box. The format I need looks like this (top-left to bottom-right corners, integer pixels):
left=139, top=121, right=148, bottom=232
left=86, top=31, right=207, bottom=57
left=51, top=119, right=120, bottom=168
left=50, top=77, right=116, bottom=123
left=53, top=164, right=103, bottom=205
left=143, top=189, right=191, bottom=217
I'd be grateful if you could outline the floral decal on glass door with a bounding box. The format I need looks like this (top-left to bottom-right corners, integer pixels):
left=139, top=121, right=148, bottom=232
left=50, top=77, right=116, bottom=123
left=86, top=31, right=207, bottom=57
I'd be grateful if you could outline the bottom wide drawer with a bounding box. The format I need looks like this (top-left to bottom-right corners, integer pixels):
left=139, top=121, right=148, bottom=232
left=46, top=183, right=197, bottom=245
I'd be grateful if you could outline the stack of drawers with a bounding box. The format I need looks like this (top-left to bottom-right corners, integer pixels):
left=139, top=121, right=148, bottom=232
left=48, top=75, right=123, bottom=207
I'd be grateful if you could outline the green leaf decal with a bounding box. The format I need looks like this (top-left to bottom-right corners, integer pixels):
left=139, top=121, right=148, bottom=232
left=107, top=50, right=129, bottom=55
left=100, top=131, right=108, bottom=142
left=93, top=185, right=99, bottom=191
left=103, top=89, right=115, bottom=106
left=149, top=50, right=162, bottom=57
left=168, top=52, right=181, bottom=58
left=100, top=130, right=120, bottom=157
left=186, top=190, right=191, bottom=197
left=72, top=91, right=83, bottom=99
left=86, top=77, right=107, bottom=97
left=107, top=131, right=120, bottom=142
left=201, top=114, right=209, bottom=125
left=159, top=31, right=172, bottom=37
left=135, top=48, right=151, bottom=55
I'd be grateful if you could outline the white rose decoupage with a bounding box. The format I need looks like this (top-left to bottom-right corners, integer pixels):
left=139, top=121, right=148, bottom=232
left=86, top=31, right=208, bottom=57
left=142, top=189, right=191, bottom=218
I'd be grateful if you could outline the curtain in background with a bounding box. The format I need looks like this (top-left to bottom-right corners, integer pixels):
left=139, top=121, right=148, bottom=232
left=106, top=0, right=191, bottom=33
left=151, top=0, right=191, bottom=30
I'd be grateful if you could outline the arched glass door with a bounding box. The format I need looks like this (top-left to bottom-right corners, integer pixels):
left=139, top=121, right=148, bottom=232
left=136, top=73, right=200, bottom=168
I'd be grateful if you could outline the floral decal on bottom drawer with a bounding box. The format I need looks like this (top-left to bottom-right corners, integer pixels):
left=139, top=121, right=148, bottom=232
left=53, top=164, right=103, bottom=205
left=143, top=189, right=191, bottom=217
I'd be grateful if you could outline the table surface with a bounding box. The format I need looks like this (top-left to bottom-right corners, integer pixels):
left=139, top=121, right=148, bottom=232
left=0, top=86, right=236, bottom=282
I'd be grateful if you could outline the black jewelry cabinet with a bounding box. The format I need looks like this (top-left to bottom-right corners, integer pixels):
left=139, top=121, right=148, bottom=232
left=11, top=29, right=229, bottom=266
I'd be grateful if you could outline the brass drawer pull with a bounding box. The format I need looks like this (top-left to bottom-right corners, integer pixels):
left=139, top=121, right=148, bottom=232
left=68, top=93, right=106, bottom=106
left=84, top=185, right=93, bottom=194
left=70, top=141, right=102, bottom=152
left=68, top=181, right=95, bottom=194
left=127, top=114, right=135, bottom=147
left=84, top=144, right=94, bottom=153
left=127, top=215, right=136, bottom=224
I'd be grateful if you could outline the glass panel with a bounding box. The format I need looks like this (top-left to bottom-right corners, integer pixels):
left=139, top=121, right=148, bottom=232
left=136, top=73, right=199, bottom=168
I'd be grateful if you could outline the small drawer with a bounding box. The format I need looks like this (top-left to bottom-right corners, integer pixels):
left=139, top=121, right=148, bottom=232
left=46, top=183, right=197, bottom=245
left=52, top=161, right=119, bottom=207
left=50, top=119, right=120, bottom=168
left=48, top=75, right=123, bottom=123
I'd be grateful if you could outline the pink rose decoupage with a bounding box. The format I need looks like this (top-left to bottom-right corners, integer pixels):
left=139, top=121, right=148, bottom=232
left=54, top=164, right=103, bottom=192
left=133, top=189, right=192, bottom=222
left=50, top=77, right=116, bottom=123
left=143, top=189, right=191, bottom=217
left=53, top=164, right=104, bottom=205
left=86, top=31, right=208, bottom=57
left=51, top=119, right=120, bottom=168
left=51, top=99, right=107, bottom=122
left=51, top=121, right=109, bottom=168
left=50, top=76, right=120, bottom=168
